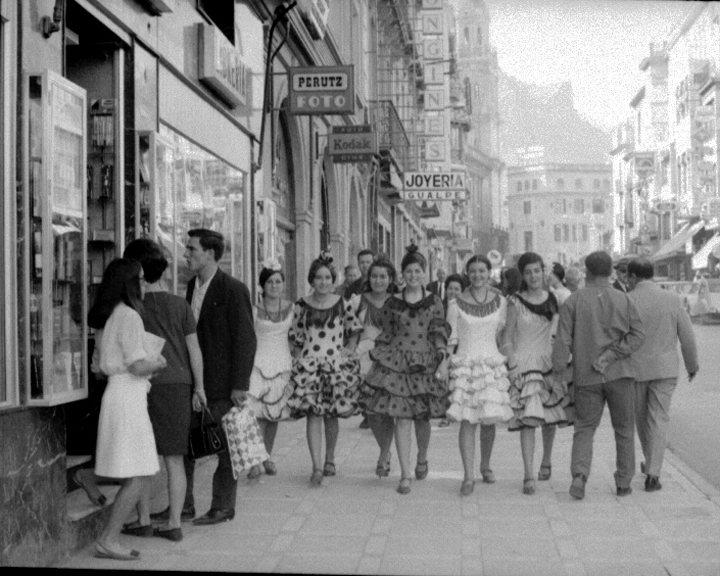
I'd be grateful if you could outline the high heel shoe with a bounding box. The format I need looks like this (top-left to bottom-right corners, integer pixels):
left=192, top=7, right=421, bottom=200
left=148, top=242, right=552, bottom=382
left=415, top=460, right=429, bottom=480
left=523, top=478, right=536, bottom=495
left=397, top=478, right=412, bottom=495
left=538, top=465, right=551, bottom=481
left=460, top=480, right=475, bottom=497
left=375, top=461, right=391, bottom=478
left=310, top=469, right=324, bottom=486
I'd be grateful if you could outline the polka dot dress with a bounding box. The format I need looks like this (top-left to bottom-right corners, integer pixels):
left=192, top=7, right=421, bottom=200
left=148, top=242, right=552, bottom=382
left=287, top=297, right=363, bottom=418
left=359, top=293, right=450, bottom=420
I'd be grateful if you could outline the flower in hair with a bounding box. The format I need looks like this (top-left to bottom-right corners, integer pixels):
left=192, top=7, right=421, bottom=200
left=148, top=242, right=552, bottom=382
left=317, top=251, right=334, bottom=265
left=261, top=257, right=282, bottom=272
left=405, top=243, right=419, bottom=254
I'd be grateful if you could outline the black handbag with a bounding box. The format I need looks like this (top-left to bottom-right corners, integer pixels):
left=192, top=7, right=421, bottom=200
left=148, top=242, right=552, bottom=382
left=188, top=406, right=225, bottom=460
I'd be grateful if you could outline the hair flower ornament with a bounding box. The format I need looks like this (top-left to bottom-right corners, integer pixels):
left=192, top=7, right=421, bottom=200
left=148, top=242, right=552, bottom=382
left=261, top=257, right=282, bottom=272
left=317, top=251, right=334, bottom=266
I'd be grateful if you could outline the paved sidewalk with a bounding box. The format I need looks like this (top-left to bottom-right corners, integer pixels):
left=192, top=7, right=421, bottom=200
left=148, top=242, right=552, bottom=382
left=59, top=411, right=720, bottom=575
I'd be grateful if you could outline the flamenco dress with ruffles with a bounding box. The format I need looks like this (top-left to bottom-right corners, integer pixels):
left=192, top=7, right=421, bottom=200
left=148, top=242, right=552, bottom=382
left=506, top=293, right=570, bottom=430
left=352, top=293, right=390, bottom=378
left=445, top=291, right=514, bottom=425
left=247, top=304, right=294, bottom=421
left=287, top=297, right=363, bottom=418
left=360, top=292, right=450, bottom=420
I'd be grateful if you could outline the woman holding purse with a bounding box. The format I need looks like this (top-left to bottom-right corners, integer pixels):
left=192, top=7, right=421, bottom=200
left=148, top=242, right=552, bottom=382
left=89, top=258, right=166, bottom=561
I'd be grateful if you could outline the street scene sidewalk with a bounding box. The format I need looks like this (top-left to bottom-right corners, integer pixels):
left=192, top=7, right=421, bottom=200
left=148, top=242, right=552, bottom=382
left=59, top=411, right=720, bottom=575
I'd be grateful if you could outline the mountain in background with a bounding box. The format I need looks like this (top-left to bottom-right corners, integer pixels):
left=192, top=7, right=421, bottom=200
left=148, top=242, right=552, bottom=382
left=499, top=70, right=612, bottom=166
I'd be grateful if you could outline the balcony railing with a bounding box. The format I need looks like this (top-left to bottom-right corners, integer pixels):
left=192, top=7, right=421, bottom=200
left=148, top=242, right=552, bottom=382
left=370, top=99, right=412, bottom=172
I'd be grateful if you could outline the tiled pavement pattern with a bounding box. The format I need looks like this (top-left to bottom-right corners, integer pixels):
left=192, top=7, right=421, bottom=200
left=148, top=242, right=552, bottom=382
left=59, top=410, right=720, bottom=575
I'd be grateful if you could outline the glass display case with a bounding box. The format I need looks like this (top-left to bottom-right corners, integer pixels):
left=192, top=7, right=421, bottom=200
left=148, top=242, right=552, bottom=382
left=28, top=70, right=88, bottom=405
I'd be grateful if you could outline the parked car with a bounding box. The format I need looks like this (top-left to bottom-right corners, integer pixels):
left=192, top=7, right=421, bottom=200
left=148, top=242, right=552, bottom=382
left=658, top=278, right=720, bottom=324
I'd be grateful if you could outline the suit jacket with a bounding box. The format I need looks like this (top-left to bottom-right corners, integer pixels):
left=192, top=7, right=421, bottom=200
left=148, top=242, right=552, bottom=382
left=186, top=269, right=257, bottom=400
left=343, top=277, right=365, bottom=299
left=612, top=279, right=628, bottom=292
left=628, top=280, right=698, bottom=381
left=427, top=280, right=445, bottom=300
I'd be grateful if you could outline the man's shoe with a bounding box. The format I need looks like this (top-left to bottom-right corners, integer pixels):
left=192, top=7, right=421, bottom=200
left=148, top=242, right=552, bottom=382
left=569, top=473, right=587, bottom=500
left=120, top=524, right=153, bottom=537
left=192, top=508, right=235, bottom=526
left=616, top=486, right=633, bottom=497
left=152, top=527, right=183, bottom=542
left=150, top=505, right=195, bottom=522
left=645, top=476, right=662, bottom=492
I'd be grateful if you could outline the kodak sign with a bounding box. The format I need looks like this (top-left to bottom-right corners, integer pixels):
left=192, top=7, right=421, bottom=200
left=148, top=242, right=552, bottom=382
left=329, top=125, right=378, bottom=163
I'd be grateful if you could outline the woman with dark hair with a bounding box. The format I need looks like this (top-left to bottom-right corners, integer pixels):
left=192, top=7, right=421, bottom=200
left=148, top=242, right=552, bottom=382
left=360, top=245, right=450, bottom=495
left=246, top=259, right=294, bottom=479
left=500, top=267, right=523, bottom=297
left=288, top=253, right=363, bottom=485
left=503, top=252, right=568, bottom=496
left=353, top=258, right=397, bottom=477
left=118, top=239, right=204, bottom=542
left=445, top=254, right=514, bottom=495
left=89, top=258, right=166, bottom=560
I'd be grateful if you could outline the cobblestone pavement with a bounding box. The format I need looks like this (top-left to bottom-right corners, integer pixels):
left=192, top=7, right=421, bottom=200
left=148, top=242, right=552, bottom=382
left=59, top=411, right=720, bottom=575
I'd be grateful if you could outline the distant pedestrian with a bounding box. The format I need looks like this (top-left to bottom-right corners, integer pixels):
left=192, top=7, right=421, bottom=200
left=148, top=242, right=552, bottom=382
left=360, top=245, right=450, bottom=495
left=337, top=264, right=361, bottom=296
left=552, top=251, right=644, bottom=500
left=446, top=255, right=513, bottom=496
left=288, top=253, right=363, bottom=485
left=504, top=253, right=568, bottom=496
left=500, top=267, right=522, bottom=297
left=246, top=260, right=294, bottom=480
left=612, top=256, right=630, bottom=292
left=183, top=229, right=257, bottom=526
left=546, top=262, right=571, bottom=306
left=343, top=249, right=375, bottom=299
left=120, top=239, right=204, bottom=543
left=627, top=258, right=698, bottom=492
left=564, top=267, right=584, bottom=293
left=89, top=259, right=166, bottom=561
left=353, top=258, right=397, bottom=477
left=427, top=267, right=447, bottom=300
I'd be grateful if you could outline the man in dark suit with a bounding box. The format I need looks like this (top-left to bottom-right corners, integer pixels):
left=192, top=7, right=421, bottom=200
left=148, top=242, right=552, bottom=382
left=183, top=228, right=257, bottom=525
left=612, top=256, right=630, bottom=292
left=343, top=249, right=375, bottom=299
left=426, top=268, right=447, bottom=300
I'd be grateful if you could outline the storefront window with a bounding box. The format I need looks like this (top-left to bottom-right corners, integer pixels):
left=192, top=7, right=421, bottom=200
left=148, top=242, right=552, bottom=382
left=155, top=124, right=247, bottom=295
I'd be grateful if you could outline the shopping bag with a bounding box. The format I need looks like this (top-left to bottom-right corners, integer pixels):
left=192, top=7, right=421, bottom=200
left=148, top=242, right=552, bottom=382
left=222, top=406, right=269, bottom=480
left=188, top=406, right=225, bottom=460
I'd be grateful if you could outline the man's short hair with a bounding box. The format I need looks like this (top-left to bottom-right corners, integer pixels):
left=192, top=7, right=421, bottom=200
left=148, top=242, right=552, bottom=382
left=344, top=264, right=359, bottom=274
left=585, top=251, right=613, bottom=278
left=188, top=228, right=225, bottom=261
left=627, top=258, right=654, bottom=280
left=357, top=249, right=375, bottom=261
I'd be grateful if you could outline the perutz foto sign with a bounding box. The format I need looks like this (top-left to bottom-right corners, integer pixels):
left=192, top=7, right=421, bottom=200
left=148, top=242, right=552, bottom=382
left=289, top=66, right=355, bottom=115
left=401, top=172, right=467, bottom=201
left=329, top=125, right=377, bottom=163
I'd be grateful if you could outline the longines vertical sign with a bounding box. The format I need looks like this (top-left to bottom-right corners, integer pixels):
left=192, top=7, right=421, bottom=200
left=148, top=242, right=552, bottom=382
left=289, top=66, right=355, bottom=115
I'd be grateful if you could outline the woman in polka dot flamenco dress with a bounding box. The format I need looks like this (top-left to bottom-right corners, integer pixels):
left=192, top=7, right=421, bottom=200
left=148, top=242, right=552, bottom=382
left=287, top=253, right=363, bottom=486
left=360, top=245, right=450, bottom=495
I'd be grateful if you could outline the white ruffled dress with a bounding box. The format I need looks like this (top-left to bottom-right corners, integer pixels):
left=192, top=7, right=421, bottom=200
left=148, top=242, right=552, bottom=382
left=445, top=293, right=514, bottom=425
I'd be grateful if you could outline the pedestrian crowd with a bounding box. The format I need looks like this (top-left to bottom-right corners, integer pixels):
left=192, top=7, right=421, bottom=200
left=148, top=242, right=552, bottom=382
left=83, top=231, right=699, bottom=561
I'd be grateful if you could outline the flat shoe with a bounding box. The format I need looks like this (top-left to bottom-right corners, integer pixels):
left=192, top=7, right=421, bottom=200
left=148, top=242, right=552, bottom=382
left=323, top=462, right=336, bottom=477
left=263, top=460, right=277, bottom=476
left=150, top=505, right=195, bottom=522
left=74, top=469, right=107, bottom=507
left=460, top=480, right=475, bottom=497
left=397, top=478, right=412, bottom=495
left=94, top=541, right=140, bottom=561
left=538, top=465, right=551, bottom=481
left=152, top=527, right=183, bottom=542
left=523, top=478, right=536, bottom=495
left=247, top=464, right=262, bottom=480
left=192, top=508, right=235, bottom=525
left=480, top=469, right=495, bottom=484
left=415, top=460, right=429, bottom=480
left=120, top=524, right=153, bottom=537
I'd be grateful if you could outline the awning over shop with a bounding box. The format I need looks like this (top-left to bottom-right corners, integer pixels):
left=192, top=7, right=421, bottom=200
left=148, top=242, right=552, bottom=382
left=692, top=232, right=720, bottom=269
left=651, top=221, right=705, bottom=262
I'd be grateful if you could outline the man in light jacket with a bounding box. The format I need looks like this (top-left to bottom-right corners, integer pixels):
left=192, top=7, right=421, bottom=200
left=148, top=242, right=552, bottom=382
left=627, top=258, right=698, bottom=492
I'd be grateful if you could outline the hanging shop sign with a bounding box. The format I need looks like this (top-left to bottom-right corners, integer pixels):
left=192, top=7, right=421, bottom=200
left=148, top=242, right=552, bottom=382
left=198, top=23, right=251, bottom=109
left=403, top=171, right=466, bottom=190
left=400, top=190, right=467, bottom=201
left=289, top=66, right=355, bottom=115
left=329, top=125, right=377, bottom=163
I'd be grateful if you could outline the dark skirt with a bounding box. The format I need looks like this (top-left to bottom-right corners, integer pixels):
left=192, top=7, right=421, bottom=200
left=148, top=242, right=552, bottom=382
left=147, top=382, right=192, bottom=455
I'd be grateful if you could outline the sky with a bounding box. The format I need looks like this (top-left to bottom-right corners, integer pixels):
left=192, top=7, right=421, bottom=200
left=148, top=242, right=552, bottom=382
left=486, top=0, right=696, bottom=132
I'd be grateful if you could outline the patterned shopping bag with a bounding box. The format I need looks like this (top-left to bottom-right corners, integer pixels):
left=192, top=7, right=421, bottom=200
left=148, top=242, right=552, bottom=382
left=221, top=406, right=269, bottom=480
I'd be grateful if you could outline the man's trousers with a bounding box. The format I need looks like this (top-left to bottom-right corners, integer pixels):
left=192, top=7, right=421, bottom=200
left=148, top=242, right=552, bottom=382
left=634, top=378, right=677, bottom=478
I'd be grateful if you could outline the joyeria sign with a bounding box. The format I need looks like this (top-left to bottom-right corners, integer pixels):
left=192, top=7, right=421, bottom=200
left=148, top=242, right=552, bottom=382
left=289, top=66, right=355, bottom=115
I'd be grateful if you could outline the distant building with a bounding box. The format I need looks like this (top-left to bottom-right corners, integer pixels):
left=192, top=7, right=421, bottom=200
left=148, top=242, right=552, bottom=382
left=507, top=163, right=613, bottom=265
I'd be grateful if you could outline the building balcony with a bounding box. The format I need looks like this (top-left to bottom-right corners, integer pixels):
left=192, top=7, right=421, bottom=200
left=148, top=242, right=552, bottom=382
left=370, top=99, right=412, bottom=173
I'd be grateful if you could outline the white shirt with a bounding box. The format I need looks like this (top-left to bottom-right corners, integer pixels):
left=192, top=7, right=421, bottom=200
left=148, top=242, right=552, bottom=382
left=191, top=268, right=217, bottom=322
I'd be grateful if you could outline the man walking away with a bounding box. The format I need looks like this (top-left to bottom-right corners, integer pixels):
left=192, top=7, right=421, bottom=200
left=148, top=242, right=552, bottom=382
left=627, top=258, right=698, bottom=492
left=182, top=229, right=257, bottom=525
left=552, top=251, right=644, bottom=499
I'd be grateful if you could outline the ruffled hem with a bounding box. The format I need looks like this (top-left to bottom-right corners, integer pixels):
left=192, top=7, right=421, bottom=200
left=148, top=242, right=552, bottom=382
left=363, top=363, right=448, bottom=399
left=369, top=346, right=440, bottom=374
left=446, top=354, right=513, bottom=424
left=252, top=360, right=293, bottom=381
left=248, top=368, right=293, bottom=421
left=288, top=355, right=361, bottom=419
left=507, top=370, right=570, bottom=430
left=359, top=383, right=449, bottom=420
